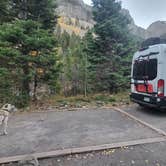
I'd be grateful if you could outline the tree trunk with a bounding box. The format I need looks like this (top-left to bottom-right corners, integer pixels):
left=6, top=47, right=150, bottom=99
left=33, top=74, right=38, bottom=101
left=22, top=66, right=30, bottom=99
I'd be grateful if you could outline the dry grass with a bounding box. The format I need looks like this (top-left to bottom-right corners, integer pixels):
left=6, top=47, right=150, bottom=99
left=23, top=91, right=131, bottom=112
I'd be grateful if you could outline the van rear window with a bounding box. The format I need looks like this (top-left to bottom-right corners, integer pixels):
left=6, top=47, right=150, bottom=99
left=133, top=59, right=157, bottom=80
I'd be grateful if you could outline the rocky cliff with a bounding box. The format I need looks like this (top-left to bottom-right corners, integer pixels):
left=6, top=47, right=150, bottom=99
left=129, top=20, right=166, bottom=39
left=146, top=21, right=166, bottom=39
left=121, top=9, right=147, bottom=39
left=56, top=0, right=94, bottom=37
left=56, top=0, right=166, bottom=39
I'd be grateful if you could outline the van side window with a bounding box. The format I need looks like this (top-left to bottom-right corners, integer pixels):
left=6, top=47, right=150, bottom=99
left=133, top=59, right=157, bottom=80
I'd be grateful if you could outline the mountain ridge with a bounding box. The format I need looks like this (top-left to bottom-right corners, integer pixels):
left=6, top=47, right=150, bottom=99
left=56, top=0, right=166, bottom=39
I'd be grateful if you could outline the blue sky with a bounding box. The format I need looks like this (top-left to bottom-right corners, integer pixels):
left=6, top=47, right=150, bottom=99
left=83, top=0, right=166, bottom=29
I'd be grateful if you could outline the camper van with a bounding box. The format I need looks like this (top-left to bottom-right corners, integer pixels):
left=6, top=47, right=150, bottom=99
left=130, top=44, right=166, bottom=110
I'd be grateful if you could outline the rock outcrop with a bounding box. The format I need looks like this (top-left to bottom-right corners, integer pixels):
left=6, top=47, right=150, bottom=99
left=146, top=21, right=166, bottom=39
left=56, top=0, right=93, bottom=22
left=56, top=0, right=94, bottom=37
left=121, top=9, right=147, bottom=39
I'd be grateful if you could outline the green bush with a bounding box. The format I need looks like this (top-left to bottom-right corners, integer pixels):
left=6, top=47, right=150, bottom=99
left=13, top=93, right=30, bottom=108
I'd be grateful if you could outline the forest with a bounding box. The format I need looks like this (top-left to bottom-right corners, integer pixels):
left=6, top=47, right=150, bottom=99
left=0, top=0, right=140, bottom=108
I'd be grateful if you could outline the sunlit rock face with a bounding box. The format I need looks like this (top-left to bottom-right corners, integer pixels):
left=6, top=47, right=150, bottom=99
left=56, top=0, right=94, bottom=37
left=57, top=0, right=93, bottom=21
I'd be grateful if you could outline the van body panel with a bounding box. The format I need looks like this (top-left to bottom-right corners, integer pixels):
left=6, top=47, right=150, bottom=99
left=130, top=44, right=166, bottom=109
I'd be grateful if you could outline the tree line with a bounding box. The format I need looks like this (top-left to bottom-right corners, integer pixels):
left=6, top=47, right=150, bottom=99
left=0, top=0, right=140, bottom=107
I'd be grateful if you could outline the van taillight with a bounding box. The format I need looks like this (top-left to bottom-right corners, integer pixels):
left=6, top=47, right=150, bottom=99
left=158, top=79, right=165, bottom=97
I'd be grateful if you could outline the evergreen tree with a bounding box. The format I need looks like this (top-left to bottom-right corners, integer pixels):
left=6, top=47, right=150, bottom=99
left=0, top=0, right=59, bottom=106
left=57, top=31, right=87, bottom=96
left=10, top=0, right=57, bottom=30
left=85, top=0, right=136, bottom=93
left=82, top=30, right=97, bottom=93
left=0, top=20, right=59, bottom=106
left=0, top=0, right=11, bottom=23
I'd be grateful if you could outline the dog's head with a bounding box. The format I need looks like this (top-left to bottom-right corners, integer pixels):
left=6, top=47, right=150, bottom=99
left=2, top=104, right=17, bottom=112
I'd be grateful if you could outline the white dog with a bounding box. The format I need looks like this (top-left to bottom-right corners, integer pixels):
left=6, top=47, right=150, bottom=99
left=0, top=104, right=17, bottom=135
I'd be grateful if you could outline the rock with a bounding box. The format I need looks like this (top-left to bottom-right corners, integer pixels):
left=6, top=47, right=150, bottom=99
left=126, top=102, right=130, bottom=105
left=146, top=21, right=166, bottom=39
left=131, top=160, right=135, bottom=164
left=64, top=104, right=68, bottom=108
left=112, top=103, right=118, bottom=107
left=57, top=159, right=61, bottom=162
left=75, top=103, right=82, bottom=108
left=96, top=101, right=105, bottom=106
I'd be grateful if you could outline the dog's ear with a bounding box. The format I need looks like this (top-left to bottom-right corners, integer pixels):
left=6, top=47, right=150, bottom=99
left=2, top=104, right=9, bottom=110
left=4, top=104, right=9, bottom=108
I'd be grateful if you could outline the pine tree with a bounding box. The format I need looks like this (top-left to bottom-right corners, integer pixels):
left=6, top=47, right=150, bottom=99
left=9, top=0, right=57, bottom=30
left=82, top=30, right=97, bottom=93
left=85, top=0, right=136, bottom=93
left=0, top=0, right=59, bottom=106
left=0, top=0, right=11, bottom=23
left=0, top=20, right=60, bottom=106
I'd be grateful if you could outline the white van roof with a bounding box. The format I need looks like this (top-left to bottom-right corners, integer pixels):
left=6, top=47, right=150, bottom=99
left=134, top=44, right=166, bottom=60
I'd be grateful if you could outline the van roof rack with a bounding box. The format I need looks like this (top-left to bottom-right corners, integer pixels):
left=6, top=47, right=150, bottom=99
left=140, top=37, right=166, bottom=50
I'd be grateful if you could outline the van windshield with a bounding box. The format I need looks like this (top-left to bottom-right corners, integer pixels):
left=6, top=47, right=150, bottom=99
left=133, top=59, right=157, bottom=80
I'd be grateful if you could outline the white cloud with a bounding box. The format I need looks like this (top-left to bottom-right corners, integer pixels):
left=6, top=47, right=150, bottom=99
left=83, top=0, right=92, bottom=6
